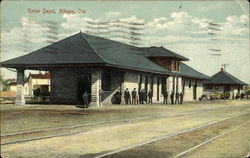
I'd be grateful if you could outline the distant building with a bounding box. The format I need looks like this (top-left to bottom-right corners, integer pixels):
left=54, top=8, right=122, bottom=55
left=1, top=32, right=209, bottom=106
left=204, top=68, right=247, bottom=99
left=7, top=73, right=51, bottom=97
left=6, top=78, right=17, bottom=92
left=8, top=81, right=17, bottom=92
left=24, top=73, right=51, bottom=97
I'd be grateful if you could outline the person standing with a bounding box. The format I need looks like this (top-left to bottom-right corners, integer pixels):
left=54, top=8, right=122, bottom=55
left=82, top=91, right=89, bottom=108
left=148, top=89, right=153, bottom=104
left=180, top=92, right=184, bottom=104
left=175, top=91, right=180, bottom=104
left=163, top=90, right=168, bottom=104
left=117, top=89, right=122, bottom=104
left=132, top=88, right=137, bottom=104
left=139, top=89, right=143, bottom=104
left=124, top=88, right=130, bottom=104
left=170, top=91, right=174, bottom=105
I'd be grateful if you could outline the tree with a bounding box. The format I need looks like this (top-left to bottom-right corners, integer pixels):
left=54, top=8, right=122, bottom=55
left=0, top=75, right=8, bottom=91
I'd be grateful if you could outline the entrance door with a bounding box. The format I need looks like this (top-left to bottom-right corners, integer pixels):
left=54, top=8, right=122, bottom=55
left=157, top=77, right=160, bottom=101
left=224, top=85, right=230, bottom=92
left=193, top=82, right=197, bottom=100
left=78, top=74, right=91, bottom=103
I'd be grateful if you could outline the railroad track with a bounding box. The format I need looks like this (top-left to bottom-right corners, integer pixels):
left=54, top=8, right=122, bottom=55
left=1, top=105, right=249, bottom=146
left=173, top=121, right=249, bottom=158
left=94, top=112, right=250, bottom=158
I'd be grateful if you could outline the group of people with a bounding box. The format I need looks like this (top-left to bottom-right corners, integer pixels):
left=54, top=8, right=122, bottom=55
left=82, top=88, right=185, bottom=108
left=124, top=88, right=153, bottom=104
left=112, top=88, right=184, bottom=105
left=166, top=91, right=184, bottom=105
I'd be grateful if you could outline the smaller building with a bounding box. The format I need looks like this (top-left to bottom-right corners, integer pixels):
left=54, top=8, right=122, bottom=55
left=204, top=68, right=247, bottom=99
left=24, top=73, right=51, bottom=97
left=7, top=73, right=51, bottom=97
left=8, top=81, right=17, bottom=92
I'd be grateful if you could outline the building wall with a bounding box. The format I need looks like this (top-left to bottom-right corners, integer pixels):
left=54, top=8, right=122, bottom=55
left=197, top=81, right=203, bottom=100
left=101, top=71, right=123, bottom=103
left=182, top=78, right=203, bottom=101
left=24, top=82, right=29, bottom=96
left=119, top=71, right=166, bottom=103
left=49, top=68, right=204, bottom=105
left=123, top=71, right=139, bottom=92
left=50, top=68, right=79, bottom=104
left=203, top=84, right=242, bottom=99
left=9, top=85, right=17, bottom=92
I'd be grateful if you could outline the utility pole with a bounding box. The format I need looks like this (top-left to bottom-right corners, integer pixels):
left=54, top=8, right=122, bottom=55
left=221, top=63, right=229, bottom=71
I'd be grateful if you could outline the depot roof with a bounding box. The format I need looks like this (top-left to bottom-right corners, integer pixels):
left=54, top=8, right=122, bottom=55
left=204, top=69, right=246, bottom=85
left=139, top=46, right=189, bottom=61
left=180, top=63, right=210, bottom=80
left=1, top=32, right=207, bottom=79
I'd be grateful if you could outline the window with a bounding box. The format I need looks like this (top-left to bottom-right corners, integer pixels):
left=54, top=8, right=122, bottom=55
left=101, top=73, right=111, bottom=91
left=162, top=77, right=166, bottom=93
left=189, top=80, right=191, bottom=88
left=177, top=61, right=180, bottom=71
left=157, top=77, right=160, bottom=101
left=176, top=77, right=179, bottom=91
left=145, top=76, right=148, bottom=92
left=173, top=77, right=175, bottom=92
left=150, top=76, right=154, bottom=90
left=182, top=80, right=185, bottom=93
left=173, top=61, right=176, bottom=71
left=166, top=59, right=172, bottom=70
left=206, top=85, right=213, bottom=90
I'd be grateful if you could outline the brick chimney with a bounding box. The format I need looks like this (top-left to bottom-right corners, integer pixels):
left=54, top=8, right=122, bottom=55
left=220, top=68, right=224, bottom=72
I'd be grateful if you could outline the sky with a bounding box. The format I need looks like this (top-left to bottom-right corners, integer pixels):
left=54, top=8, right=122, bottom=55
left=0, top=0, right=249, bottom=84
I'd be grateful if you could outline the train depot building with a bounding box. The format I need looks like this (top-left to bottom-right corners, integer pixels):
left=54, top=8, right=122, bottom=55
left=1, top=32, right=210, bottom=106
left=203, top=68, right=246, bottom=99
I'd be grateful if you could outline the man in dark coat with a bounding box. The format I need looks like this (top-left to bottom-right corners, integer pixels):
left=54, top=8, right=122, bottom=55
left=139, top=89, right=143, bottom=104
left=82, top=92, right=89, bottom=108
left=163, top=90, right=168, bottom=104
left=116, top=89, right=122, bottom=104
left=132, top=88, right=137, bottom=104
left=148, top=89, right=153, bottom=104
left=175, top=91, right=180, bottom=104
left=180, top=92, right=184, bottom=104
left=170, top=91, right=174, bottom=105
left=124, top=88, right=130, bottom=104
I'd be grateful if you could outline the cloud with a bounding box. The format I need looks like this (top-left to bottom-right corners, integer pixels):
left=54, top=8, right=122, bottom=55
left=61, top=14, right=94, bottom=31
left=146, top=12, right=211, bottom=35
left=104, top=11, right=121, bottom=18
left=1, top=17, right=52, bottom=61
left=2, top=17, right=49, bottom=44
left=219, top=13, right=249, bottom=37
left=120, top=15, right=144, bottom=23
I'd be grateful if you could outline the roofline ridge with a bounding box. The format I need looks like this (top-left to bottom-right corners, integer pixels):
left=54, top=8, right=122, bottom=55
left=223, top=71, right=246, bottom=84
left=181, top=62, right=210, bottom=79
left=80, top=33, right=107, bottom=64
left=162, top=47, right=189, bottom=61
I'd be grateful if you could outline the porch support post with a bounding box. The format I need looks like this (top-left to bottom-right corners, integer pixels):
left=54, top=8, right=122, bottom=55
left=15, top=68, right=25, bottom=106
left=90, top=70, right=101, bottom=107
left=168, top=76, right=174, bottom=93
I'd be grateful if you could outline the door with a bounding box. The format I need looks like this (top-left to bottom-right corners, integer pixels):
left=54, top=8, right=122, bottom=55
left=78, top=74, right=91, bottom=103
left=157, top=77, right=160, bottom=101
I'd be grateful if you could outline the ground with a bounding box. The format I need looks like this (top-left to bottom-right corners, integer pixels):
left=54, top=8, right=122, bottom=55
left=1, top=100, right=249, bottom=158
